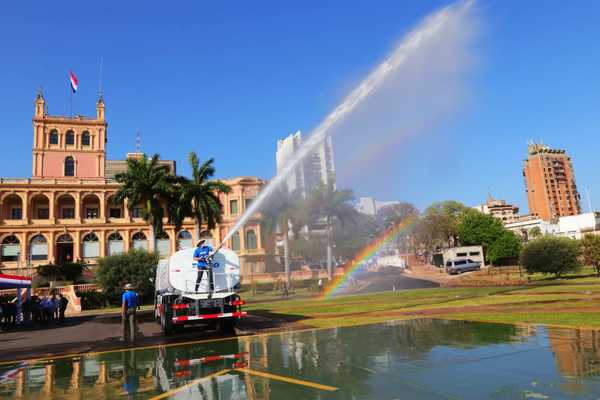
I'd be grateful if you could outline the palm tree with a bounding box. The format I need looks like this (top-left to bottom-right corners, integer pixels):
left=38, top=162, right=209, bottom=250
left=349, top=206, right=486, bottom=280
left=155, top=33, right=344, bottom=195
left=114, top=154, right=174, bottom=251
left=185, top=152, right=231, bottom=242
left=261, top=187, right=303, bottom=287
left=306, top=180, right=356, bottom=280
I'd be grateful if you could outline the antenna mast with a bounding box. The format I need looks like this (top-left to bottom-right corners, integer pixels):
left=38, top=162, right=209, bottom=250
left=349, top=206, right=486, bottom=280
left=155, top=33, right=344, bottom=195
left=136, top=130, right=141, bottom=153
left=98, top=57, right=104, bottom=97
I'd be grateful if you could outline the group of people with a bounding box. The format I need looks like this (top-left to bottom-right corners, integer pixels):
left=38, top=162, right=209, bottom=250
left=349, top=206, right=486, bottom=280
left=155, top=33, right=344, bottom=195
left=0, top=293, right=69, bottom=329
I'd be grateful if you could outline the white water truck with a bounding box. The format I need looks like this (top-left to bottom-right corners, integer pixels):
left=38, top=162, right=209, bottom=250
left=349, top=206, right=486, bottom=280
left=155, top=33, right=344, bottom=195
left=154, top=246, right=246, bottom=335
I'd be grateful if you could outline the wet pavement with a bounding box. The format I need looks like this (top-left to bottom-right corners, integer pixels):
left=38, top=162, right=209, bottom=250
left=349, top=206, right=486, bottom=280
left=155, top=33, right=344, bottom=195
left=2, top=319, right=600, bottom=399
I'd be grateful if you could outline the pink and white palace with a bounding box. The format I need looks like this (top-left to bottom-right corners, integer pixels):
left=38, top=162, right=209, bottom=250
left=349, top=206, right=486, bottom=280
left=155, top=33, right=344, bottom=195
left=0, top=93, right=271, bottom=276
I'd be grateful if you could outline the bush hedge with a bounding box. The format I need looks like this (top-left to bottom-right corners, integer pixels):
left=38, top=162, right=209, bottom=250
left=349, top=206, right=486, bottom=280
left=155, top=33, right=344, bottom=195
left=96, top=249, right=159, bottom=305
left=520, top=236, right=581, bottom=277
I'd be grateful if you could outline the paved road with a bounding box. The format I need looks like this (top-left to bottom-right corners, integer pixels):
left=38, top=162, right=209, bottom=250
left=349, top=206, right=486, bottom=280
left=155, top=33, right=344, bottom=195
left=0, top=311, right=295, bottom=363
left=333, top=270, right=439, bottom=296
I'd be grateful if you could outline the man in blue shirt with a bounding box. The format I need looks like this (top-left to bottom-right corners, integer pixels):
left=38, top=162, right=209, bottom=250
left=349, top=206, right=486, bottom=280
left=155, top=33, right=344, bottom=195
left=193, top=240, right=213, bottom=292
left=121, top=284, right=139, bottom=343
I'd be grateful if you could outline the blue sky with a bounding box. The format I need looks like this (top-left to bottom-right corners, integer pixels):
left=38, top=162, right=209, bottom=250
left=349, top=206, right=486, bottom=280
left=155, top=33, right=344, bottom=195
left=1, top=1, right=599, bottom=212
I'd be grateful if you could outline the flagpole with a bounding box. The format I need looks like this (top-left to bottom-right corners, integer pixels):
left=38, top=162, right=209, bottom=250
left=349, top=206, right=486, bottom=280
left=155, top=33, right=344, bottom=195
left=70, top=90, right=73, bottom=117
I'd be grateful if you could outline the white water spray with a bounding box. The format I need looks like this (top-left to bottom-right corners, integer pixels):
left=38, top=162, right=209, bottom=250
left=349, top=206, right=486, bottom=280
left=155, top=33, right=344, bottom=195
left=219, top=1, right=475, bottom=249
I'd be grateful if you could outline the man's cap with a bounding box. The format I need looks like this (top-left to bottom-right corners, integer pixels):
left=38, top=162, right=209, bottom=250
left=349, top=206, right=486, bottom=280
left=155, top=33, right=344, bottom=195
left=124, top=283, right=133, bottom=290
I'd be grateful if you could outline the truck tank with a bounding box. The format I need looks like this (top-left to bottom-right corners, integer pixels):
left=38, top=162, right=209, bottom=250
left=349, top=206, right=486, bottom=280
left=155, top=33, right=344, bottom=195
left=156, top=247, right=241, bottom=295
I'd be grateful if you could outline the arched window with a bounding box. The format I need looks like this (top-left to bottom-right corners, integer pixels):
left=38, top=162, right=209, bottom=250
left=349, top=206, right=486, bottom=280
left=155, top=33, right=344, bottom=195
left=49, top=129, right=59, bottom=145
left=1, top=235, right=20, bottom=261
left=156, top=231, right=170, bottom=257
left=132, top=232, right=148, bottom=250
left=177, top=230, right=192, bottom=250
left=231, top=232, right=240, bottom=251
left=82, top=233, right=99, bottom=259
left=30, top=234, right=48, bottom=261
left=65, top=130, right=75, bottom=145
left=81, top=131, right=90, bottom=146
left=107, top=232, right=124, bottom=255
left=245, top=229, right=257, bottom=250
left=64, top=156, right=75, bottom=177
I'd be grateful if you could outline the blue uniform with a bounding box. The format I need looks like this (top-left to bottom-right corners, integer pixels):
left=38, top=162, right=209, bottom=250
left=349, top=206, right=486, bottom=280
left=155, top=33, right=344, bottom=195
left=194, top=245, right=213, bottom=292
left=122, top=290, right=138, bottom=309
left=193, top=245, right=213, bottom=269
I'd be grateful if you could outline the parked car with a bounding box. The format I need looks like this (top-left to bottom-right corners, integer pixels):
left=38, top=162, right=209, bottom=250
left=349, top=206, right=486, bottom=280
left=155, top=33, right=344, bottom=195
left=445, top=258, right=481, bottom=275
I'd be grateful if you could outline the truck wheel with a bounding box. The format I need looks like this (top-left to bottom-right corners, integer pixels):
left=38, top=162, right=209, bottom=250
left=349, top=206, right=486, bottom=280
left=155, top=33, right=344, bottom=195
left=218, top=318, right=237, bottom=334
left=161, top=311, right=173, bottom=335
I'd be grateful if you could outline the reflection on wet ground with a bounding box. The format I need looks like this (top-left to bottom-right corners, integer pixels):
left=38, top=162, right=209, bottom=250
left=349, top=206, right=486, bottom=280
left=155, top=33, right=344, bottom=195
left=2, top=319, right=600, bottom=399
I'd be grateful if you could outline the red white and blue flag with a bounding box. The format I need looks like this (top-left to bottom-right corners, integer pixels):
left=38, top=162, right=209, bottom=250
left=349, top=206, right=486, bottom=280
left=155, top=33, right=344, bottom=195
left=69, top=70, right=79, bottom=93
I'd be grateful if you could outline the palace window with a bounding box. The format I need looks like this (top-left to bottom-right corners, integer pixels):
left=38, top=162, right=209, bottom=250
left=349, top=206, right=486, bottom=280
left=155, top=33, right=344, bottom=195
left=65, top=130, right=75, bottom=145
left=30, top=235, right=48, bottom=261
left=131, top=207, right=144, bottom=218
left=10, top=207, right=22, bottom=220
left=36, top=208, right=49, bottom=219
left=85, top=208, right=99, bottom=219
left=107, top=232, right=124, bottom=255
left=156, top=231, right=170, bottom=257
left=49, top=130, right=59, bottom=145
left=230, top=199, right=239, bottom=215
left=82, top=233, right=100, bottom=258
left=65, top=156, right=75, bottom=177
left=244, top=198, right=253, bottom=211
left=109, top=208, right=122, bottom=218
left=132, top=231, right=148, bottom=250
left=62, top=207, right=75, bottom=219
left=1, top=235, right=20, bottom=262
left=231, top=231, right=240, bottom=251
left=245, top=229, right=257, bottom=250
left=81, top=131, right=90, bottom=146
left=177, top=230, right=193, bottom=250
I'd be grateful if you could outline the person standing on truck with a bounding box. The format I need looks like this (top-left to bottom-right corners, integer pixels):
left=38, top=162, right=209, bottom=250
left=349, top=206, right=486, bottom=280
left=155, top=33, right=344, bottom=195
left=122, top=284, right=139, bottom=343
left=193, top=240, right=213, bottom=292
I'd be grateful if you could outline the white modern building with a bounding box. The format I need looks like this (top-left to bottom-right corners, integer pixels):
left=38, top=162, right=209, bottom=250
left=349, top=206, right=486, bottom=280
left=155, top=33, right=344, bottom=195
left=556, top=212, right=600, bottom=239
left=505, top=212, right=600, bottom=241
left=356, top=197, right=401, bottom=216
left=276, top=130, right=335, bottom=195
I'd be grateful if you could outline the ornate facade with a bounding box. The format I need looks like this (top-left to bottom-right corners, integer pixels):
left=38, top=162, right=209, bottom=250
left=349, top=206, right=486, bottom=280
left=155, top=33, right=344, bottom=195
left=0, top=94, right=270, bottom=276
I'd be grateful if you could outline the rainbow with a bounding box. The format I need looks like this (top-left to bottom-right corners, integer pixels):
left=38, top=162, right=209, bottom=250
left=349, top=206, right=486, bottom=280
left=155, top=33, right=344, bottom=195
left=321, top=214, right=418, bottom=299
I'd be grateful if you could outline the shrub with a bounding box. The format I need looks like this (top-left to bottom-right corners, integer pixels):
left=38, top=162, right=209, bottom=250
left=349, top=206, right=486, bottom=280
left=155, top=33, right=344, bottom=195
left=520, top=236, right=581, bottom=278
left=76, top=290, right=110, bottom=310
left=487, top=231, right=522, bottom=265
left=580, top=234, right=600, bottom=276
left=96, top=249, right=159, bottom=305
left=37, top=262, right=87, bottom=282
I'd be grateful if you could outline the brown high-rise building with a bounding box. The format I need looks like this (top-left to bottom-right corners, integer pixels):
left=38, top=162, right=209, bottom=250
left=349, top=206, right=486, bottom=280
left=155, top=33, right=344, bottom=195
left=523, top=142, right=581, bottom=221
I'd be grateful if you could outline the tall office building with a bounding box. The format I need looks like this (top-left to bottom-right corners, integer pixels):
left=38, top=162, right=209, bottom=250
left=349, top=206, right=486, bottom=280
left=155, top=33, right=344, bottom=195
left=523, top=142, right=581, bottom=221
left=276, top=130, right=335, bottom=195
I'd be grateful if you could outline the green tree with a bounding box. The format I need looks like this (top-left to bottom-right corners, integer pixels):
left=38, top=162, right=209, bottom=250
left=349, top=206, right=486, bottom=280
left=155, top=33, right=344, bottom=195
left=114, top=154, right=174, bottom=250
left=184, top=152, right=231, bottom=241
left=580, top=234, right=600, bottom=276
left=417, top=201, right=468, bottom=250
left=333, top=212, right=379, bottom=261
left=457, top=209, right=505, bottom=261
left=487, top=230, right=522, bottom=265
left=261, top=187, right=304, bottom=286
left=529, top=226, right=542, bottom=239
left=376, top=203, right=419, bottom=252
left=96, top=249, right=159, bottom=304
left=306, top=181, right=356, bottom=279
left=520, top=236, right=581, bottom=278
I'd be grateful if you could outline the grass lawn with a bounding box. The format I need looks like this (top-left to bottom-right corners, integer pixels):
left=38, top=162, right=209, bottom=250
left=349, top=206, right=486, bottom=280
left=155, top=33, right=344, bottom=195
left=245, top=273, right=600, bottom=330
